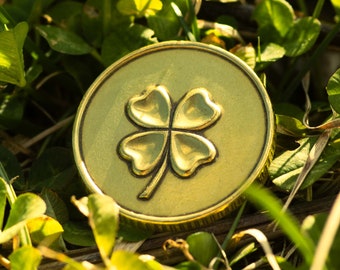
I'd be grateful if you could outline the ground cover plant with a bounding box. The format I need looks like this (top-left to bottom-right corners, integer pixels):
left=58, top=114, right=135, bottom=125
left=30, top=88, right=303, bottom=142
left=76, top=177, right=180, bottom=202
left=0, top=0, right=340, bottom=269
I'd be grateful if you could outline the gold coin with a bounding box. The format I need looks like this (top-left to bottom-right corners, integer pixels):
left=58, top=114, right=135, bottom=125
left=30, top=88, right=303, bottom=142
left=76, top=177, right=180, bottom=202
left=73, top=41, right=275, bottom=231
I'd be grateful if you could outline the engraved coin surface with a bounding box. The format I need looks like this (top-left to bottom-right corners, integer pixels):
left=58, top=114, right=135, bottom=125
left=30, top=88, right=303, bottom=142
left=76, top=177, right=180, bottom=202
left=73, top=41, right=275, bottom=231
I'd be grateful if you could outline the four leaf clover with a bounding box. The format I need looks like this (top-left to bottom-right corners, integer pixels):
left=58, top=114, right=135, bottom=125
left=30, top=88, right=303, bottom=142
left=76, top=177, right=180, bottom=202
left=118, top=85, right=222, bottom=200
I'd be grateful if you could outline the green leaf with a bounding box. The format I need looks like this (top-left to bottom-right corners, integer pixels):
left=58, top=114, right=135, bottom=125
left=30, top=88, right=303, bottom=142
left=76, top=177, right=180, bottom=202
left=117, top=0, right=163, bottom=18
left=253, top=0, right=294, bottom=42
left=27, top=216, right=64, bottom=248
left=87, top=194, right=119, bottom=259
left=330, top=0, right=340, bottom=20
left=81, top=0, right=130, bottom=48
left=9, top=246, right=42, bottom=270
left=175, top=261, right=202, bottom=270
left=258, top=43, right=285, bottom=63
left=326, top=68, right=340, bottom=114
left=275, top=114, right=309, bottom=136
left=0, top=22, right=28, bottom=86
left=0, top=193, right=46, bottom=244
left=62, top=55, right=103, bottom=93
left=110, top=250, right=160, bottom=270
left=186, top=232, right=219, bottom=267
left=147, top=0, right=187, bottom=41
left=101, top=23, right=157, bottom=66
left=5, top=193, right=46, bottom=229
left=46, top=1, right=83, bottom=33
left=62, top=221, right=96, bottom=247
left=28, top=147, right=78, bottom=193
left=36, top=25, right=92, bottom=55
left=0, top=94, right=25, bottom=129
left=118, top=223, right=152, bottom=242
left=270, top=133, right=340, bottom=190
left=0, top=145, right=24, bottom=190
left=40, top=188, right=69, bottom=225
left=283, top=17, right=321, bottom=57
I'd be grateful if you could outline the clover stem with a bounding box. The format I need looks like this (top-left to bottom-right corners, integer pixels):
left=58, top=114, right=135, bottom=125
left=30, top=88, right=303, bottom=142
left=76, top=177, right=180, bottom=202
left=138, top=151, right=168, bottom=200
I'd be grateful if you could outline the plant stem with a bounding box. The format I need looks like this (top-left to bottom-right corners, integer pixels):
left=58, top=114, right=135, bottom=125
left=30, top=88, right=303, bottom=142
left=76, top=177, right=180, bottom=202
left=171, top=2, right=196, bottom=41
left=213, top=201, right=246, bottom=270
left=138, top=151, right=168, bottom=200
left=0, top=165, right=32, bottom=246
left=102, top=0, right=111, bottom=37
left=312, top=0, right=325, bottom=19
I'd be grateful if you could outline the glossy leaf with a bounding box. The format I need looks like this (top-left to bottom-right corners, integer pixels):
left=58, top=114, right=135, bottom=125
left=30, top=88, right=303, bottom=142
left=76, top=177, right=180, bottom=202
left=270, top=133, right=340, bottom=190
left=87, top=194, right=119, bottom=259
left=275, top=114, right=309, bottom=136
left=0, top=193, right=46, bottom=244
left=326, top=68, right=340, bottom=114
left=36, top=25, right=92, bottom=55
left=9, top=246, right=42, bottom=270
left=27, top=215, right=64, bottom=248
left=258, top=43, right=285, bottom=63
left=253, top=0, right=294, bottom=42
left=0, top=22, right=28, bottom=86
left=4, top=193, right=46, bottom=229
left=186, top=232, right=219, bottom=267
left=283, top=17, right=321, bottom=57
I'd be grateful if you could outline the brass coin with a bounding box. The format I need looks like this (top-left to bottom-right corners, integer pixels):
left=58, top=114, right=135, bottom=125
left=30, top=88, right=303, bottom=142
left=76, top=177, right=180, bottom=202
left=73, top=41, right=275, bottom=231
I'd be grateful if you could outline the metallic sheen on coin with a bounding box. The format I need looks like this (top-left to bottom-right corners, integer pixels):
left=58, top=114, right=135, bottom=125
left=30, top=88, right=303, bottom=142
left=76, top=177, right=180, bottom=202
left=73, top=41, right=275, bottom=231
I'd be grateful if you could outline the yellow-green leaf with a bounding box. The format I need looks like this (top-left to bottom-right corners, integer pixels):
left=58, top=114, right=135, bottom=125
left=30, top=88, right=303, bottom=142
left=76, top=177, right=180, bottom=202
left=0, top=22, right=28, bottom=87
left=117, top=0, right=163, bottom=18
left=27, top=215, right=64, bottom=248
left=9, top=246, right=42, bottom=270
left=87, top=194, right=119, bottom=259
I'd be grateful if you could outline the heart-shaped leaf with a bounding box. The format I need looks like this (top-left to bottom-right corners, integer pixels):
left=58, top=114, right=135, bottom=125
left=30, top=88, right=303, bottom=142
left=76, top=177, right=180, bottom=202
left=128, top=85, right=171, bottom=128
left=173, top=88, right=222, bottom=130
left=119, top=131, right=168, bottom=176
left=171, top=131, right=216, bottom=177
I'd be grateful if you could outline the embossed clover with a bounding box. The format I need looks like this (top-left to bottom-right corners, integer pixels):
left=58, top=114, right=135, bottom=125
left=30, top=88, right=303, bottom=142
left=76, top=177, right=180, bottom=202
left=118, top=85, right=222, bottom=199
